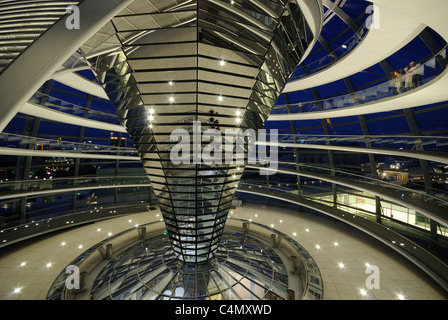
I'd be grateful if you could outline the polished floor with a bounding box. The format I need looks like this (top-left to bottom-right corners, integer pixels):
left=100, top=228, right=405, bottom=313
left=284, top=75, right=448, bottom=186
left=0, top=203, right=447, bottom=300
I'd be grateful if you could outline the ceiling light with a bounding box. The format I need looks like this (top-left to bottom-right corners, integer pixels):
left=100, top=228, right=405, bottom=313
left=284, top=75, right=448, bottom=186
left=220, top=59, right=225, bottom=66
left=46, top=263, right=52, bottom=268
left=169, top=97, right=174, bottom=103
left=78, top=245, right=83, bottom=249
left=20, top=262, right=26, bottom=267
left=218, top=95, right=223, bottom=101
left=338, top=263, right=344, bottom=268
left=360, top=289, right=367, bottom=296
left=168, top=81, right=173, bottom=86
left=305, top=228, right=309, bottom=232
left=315, top=244, right=320, bottom=249
left=397, top=294, right=405, bottom=300
left=334, top=242, right=339, bottom=246
left=293, top=232, right=297, bottom=236
left=13, top=288, right=21, bottom=294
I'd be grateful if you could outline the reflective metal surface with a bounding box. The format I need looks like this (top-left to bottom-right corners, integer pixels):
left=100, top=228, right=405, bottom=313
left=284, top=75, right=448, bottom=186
left=88, top=0, right=311, bottom=262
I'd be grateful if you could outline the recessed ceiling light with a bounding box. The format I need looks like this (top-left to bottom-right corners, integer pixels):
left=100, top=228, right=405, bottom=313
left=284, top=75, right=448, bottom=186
left=397, top=294, right=405, bottom=300
left=360, top=289, right=367, bottom=296
left=338, top=262, right=344, bottom=268
left=334, top=242, right=339, bottom=246
left=305, top=228, right=309, bottom=232
left=46, top=263, right=52, bottom=268
left=168, top=81, right=173, bottom=86
left=315, top=244, right=320, bottom=249
left=20, top=262, right=26, bottom=267
left=220, top=59, right=225, bottom=66
left=13, top=288, right=21, bottom=294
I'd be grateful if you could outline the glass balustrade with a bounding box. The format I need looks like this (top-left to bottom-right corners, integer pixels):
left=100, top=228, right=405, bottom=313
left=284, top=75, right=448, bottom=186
left=0, top=202, right=152, bottom=246
left=268, top=134, right=448, bottom=152
left=237, top=181, right=448, bottom=238
left=29, top=91, right=121, bottom=125
left=289, top=16, right=372, bottom=81
left=0, top=133, right=138, bottom=156
left=244, top=160, right=448, bottom=211
left=273, top=45, right=448, bottom=115
left=0, top=175, right=149, bottom=195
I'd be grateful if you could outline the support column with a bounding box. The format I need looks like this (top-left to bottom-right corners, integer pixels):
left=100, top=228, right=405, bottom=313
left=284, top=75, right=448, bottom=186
left=403, top=108, right=438, bottom=243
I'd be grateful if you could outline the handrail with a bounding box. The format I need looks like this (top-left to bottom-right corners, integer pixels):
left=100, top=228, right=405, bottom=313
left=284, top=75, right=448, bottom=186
left=30, top=91, right=120, bottom=124
left=270, top=133, right=448, bottom=151
left=273, top=44, right=448, bottom=115
left=236, top=184, right=448, bottom=292
left=0, top=132, right=137, bottom=156
left=290, top=13, right=372, bottom=81
left=242, top=166, right=448, bottom=228
left=246, top=160, right=448, bottom=206
left=0, top=202, right=152, bottom=248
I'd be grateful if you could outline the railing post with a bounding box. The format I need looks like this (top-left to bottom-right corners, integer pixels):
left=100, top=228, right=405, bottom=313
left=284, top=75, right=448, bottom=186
left=138, top=226, right=146, bottom=240
left=287, top=289, right=295, bottom=300
left=243, top=221, right=250, bottom=233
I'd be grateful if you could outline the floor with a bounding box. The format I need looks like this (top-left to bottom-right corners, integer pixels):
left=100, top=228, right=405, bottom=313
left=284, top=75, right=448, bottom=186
left=0, top=203, right=447, bottom=300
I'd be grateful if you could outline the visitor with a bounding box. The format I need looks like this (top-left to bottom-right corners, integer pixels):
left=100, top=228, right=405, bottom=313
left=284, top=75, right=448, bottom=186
left=404, top=67, right=413, bottom=91
left=409, top=61, right=423, bottom=88
left=394, top=70, right=404, bottom=94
